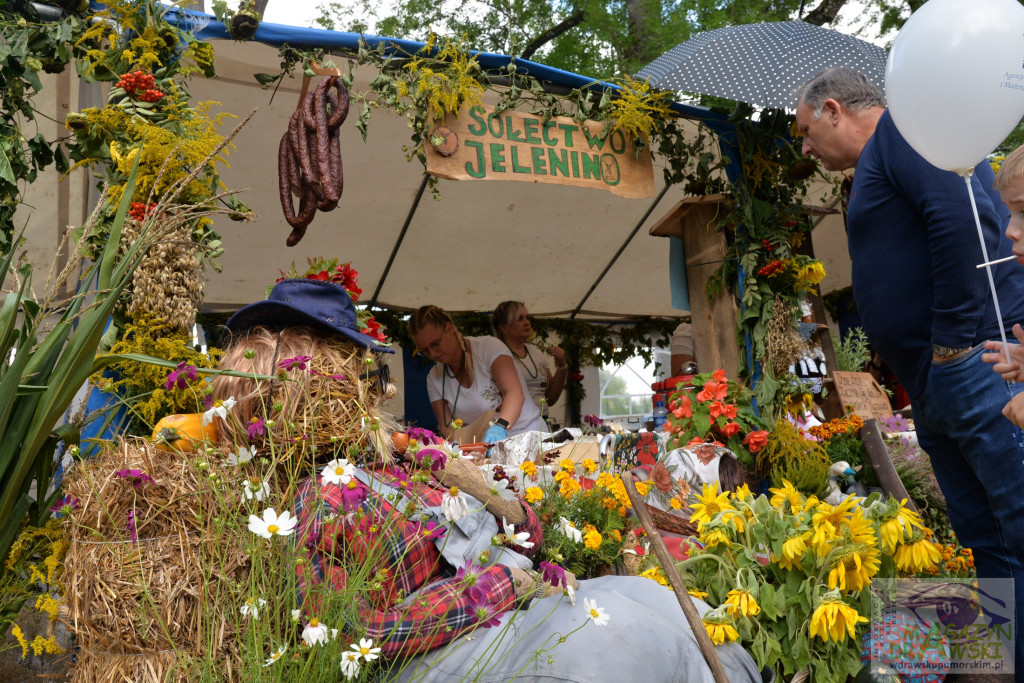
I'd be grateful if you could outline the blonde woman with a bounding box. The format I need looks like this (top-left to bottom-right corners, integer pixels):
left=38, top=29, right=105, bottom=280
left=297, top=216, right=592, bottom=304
left=408, top=305, right=542, bottom=442
left=491, top=301, right=566, bottom=415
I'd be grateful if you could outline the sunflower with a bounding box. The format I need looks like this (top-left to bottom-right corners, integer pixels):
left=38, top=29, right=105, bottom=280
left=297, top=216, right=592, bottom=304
left=809, top=590, right=867, bottom=642
left=810, top=496, right=859, bottom=558
left=731, top=483, right=753, bottom=502
left=894, top=533, right=943, bottom=573
left=701, top=606, right=739, bottom=645
left=690, top=482, right=736, bottom=530
left=777, top=530, right=812, bottom=571
left=700, top=523, right=732, bottom=547
left=877, top=498, right=924, bottom=554
left=724, top=589, right=761, bottom=618
left=768, top=480, right=803, bottom=511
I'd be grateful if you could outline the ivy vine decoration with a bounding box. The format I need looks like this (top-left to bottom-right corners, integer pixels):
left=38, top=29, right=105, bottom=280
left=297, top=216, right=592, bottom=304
left=63, top=0, right=251, bottom=333
left=256, top=34, right=727, bottom=199
left=705, top=110, right=835, bottom=411
left=0, top=1, right=91, bottom=252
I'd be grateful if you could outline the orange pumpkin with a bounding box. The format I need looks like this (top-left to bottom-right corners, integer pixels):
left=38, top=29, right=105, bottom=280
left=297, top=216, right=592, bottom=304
left=151, top=413, right=218, bottom=453
left=392, top=431, right=409, bottom=455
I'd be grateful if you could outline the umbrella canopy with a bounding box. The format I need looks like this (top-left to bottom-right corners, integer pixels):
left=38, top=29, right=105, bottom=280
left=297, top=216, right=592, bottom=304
left=636, top=20, right=887, bottom=110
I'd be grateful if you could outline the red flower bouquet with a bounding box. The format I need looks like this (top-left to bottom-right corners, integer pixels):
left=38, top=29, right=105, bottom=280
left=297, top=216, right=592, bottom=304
left=663, top=369, right=769, bottom=467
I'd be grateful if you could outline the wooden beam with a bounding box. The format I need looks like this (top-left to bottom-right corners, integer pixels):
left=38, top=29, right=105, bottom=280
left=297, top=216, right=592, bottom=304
left=860, top=418, right=918, bottom=512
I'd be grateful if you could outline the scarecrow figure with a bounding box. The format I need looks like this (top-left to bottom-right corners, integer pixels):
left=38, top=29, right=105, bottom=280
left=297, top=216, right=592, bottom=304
left=212, top=276, right=763, bottom=682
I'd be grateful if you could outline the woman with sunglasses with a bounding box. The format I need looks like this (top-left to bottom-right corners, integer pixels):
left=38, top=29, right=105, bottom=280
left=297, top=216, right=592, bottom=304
left=409, top=305, right=542, bottom=443
left=491, top=301, right=566, bottom=416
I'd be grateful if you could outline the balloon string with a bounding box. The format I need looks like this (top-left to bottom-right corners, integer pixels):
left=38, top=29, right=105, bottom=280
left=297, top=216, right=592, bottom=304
left=964, top=172, right=1012, bottom=375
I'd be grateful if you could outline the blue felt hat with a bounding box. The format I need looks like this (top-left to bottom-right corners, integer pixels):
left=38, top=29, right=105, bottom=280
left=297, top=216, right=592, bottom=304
left=224, top=278, right=394, bottom=353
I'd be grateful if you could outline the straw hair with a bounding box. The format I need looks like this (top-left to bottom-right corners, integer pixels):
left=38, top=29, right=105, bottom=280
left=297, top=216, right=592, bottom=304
left=995, top=145, right=1024, bottom=191
left=63, top=440, right=246, bottom=682
left=491, top=300, right=524, bottom=341
left=213, top=326, right=398, bottom=463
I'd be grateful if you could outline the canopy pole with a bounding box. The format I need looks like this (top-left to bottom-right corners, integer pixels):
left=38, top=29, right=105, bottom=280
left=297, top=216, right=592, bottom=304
left=368, top=174, right=430, bottom=307
left=569, top=182, right=671, bottom=319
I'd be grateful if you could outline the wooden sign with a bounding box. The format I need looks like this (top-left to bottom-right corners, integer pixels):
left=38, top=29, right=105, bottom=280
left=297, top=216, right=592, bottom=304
left=831, top=371, right=893, bottom=422
left=424, top=105, right=655, bottom=199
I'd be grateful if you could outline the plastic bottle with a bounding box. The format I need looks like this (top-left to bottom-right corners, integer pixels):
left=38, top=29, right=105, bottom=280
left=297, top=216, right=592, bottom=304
left=652, top=400, right=668, bottom=431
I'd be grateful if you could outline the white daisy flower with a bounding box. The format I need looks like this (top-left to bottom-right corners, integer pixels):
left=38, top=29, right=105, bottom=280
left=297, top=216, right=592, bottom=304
left=263, top=645, right=286, bottom=667
left=351, top=637, right=381, bottom=662
left=501, top=516, right=535, bottom=549
left=239, top=596, right=266, bottom=620
left=203, top=396, right=237, bottom=425
left=565, top=584, right=576, bottom=606
left=301, top=617, right=331, bottom=647
left=340, top=651, right=361, bottom=680
left=489, top=478, right=516, bottom=501
left=441, top=487, right=470, bottom=522
left=320, top=458, right=356, bottom=487
left=559, top=516, right=582, bottom=543
left=243, top=478, right=270, bottom=501
left=584, top=597, right=609, bottom=626
left=248, top=508, right=297, bottom=539
left=291, top=609, right=301, bottom=623
left=226, top=446, right=253, bottom=465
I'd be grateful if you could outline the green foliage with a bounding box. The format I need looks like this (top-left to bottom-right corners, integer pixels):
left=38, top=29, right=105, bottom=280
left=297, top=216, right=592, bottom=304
left=0, top=2, right=88, bottom=251
left=0, top=155, right=150, bottom=568
left=822, top=433, right=878, bottom=489
left=833, top=327, right=871, bottom=373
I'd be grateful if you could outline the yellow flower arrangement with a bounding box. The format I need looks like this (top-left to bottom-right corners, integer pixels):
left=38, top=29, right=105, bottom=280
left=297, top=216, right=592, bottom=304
left=679, top=480, right=942, bottom=682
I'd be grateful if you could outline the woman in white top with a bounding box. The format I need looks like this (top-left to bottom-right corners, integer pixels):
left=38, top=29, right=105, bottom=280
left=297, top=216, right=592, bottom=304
left=408, top=305, right=542, bottom=441
left=492, top=301, right=567, bottom=415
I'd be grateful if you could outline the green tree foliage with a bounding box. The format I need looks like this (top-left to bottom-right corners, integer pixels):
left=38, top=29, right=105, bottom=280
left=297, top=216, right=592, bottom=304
left=315, top=0, right=857, bottom=79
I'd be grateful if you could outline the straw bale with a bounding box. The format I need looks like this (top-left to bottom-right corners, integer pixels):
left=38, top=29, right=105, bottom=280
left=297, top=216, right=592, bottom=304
left=62, top=439, right=247, bottom=682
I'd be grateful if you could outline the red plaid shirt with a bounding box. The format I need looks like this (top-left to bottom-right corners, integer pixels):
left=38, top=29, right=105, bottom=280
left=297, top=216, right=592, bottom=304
left=293, top=463, right=542, bottom=657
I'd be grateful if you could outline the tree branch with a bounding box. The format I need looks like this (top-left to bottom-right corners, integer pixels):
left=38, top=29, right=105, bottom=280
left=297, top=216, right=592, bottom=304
left=521, top=9, right=586, bottom=61
left=802, top=0, right=850, bottom=26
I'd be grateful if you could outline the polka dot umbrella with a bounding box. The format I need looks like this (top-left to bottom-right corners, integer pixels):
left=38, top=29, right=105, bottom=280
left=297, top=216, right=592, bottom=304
left=635, top=20, right=887, bottom=110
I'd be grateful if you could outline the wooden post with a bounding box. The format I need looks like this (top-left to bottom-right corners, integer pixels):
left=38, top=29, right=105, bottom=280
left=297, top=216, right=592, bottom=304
left=649, top=195, right=739, bottom=377
left=622, top=477, right=729, bottom=683
left=795, top=234, right=844, bottom=420
left=860, top=418, right=918, bottom=512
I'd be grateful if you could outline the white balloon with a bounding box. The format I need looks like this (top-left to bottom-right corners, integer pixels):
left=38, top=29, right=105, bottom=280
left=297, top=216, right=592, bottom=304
left=886, top=0, right=1024, bottom=172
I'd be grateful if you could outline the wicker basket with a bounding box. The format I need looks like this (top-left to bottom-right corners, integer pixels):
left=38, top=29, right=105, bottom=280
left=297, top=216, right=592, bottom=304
left=644, top=503, right=697, bottom=536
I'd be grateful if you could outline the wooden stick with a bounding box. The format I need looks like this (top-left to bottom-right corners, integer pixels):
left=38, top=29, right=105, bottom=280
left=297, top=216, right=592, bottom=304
left=622, top=476, right=729, bottom=683
left=860, top=418, right=919, bottom=513
left=295, top=61, right=345, bottom=112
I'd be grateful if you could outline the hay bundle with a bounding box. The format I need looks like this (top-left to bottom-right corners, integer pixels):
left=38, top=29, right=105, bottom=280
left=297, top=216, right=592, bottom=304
left=62, top=439, right=247, bottom=682
left=212, top=327, right=399, bottom=459
left=764, top=296, right=810, bottom=377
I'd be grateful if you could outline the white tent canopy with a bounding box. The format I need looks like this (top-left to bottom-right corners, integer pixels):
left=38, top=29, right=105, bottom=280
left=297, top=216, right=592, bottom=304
left=18, top=9, right=852, bottom=323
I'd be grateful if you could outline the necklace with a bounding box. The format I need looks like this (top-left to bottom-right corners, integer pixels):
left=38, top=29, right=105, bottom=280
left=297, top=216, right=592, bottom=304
left=505, top=342, right=539, bottom=379
left=441, top=348, right=469, bottom=420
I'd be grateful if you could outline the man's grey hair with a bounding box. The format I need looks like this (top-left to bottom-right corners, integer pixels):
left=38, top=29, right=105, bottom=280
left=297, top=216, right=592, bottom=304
left=798, top=67, right=886, bottom=120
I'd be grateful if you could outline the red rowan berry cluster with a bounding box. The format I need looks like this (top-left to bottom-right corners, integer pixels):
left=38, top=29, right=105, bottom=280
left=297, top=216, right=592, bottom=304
left=128, top=201, right=158, bottom=221
left=756, top=260, right=786, bottom=277
left=115, top=71, right=165, bottom=103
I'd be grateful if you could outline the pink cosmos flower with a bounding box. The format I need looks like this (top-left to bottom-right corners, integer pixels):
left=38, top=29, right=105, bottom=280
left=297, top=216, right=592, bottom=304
left=164, top=361, right=198, bottom=391
left=539, top=561, right=567, bottom=588
left=278, top=355, right=312, bottom=372
left=126, top=509, right=138, bottom=543
left=115, top=469, right=154, bottom=489
left=339, top=478, right=368, bottom=512
left=247, top=417, right=266, bottom=440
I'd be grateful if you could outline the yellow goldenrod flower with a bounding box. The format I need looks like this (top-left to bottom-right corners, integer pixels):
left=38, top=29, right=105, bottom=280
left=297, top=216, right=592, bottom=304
left=11, top=624, right=27, bottom=659
left=524, top=486, right=543, bottom=504
left=894, top=534, right=943, bottom=573
left=809, top=590, right=867, bottom=642
left=724, top=589, right=761, bottom=618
